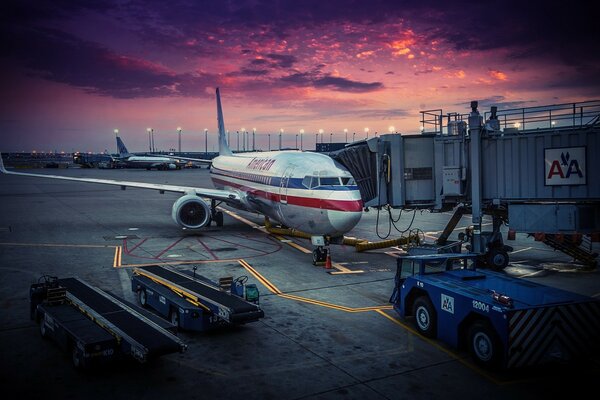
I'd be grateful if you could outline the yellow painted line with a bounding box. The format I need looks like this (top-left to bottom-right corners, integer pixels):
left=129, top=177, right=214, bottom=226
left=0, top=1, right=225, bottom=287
left=113, top=246, right=122, bottom=268
left=375, top=309, right=504, bottom=385
left=0, top=242, right=113, bottom=248
left=273, top=235, right=312, bottom=254
left=238, top=259, right=389, bottom=313
left=117, top=258, right=245, bottom=269
left=217, top=207, right=262, bottom=229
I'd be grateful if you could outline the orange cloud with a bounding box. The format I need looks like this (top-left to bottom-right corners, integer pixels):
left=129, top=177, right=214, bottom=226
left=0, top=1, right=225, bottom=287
left=489, top=70, right=508, bottom=81
left=356, top=50, right=375, bottom=59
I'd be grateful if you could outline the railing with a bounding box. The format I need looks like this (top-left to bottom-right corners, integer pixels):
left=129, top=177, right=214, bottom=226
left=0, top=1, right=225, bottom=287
left=420, top=100, right=600, bottom=135
left=485, top=100, right=600, bottom=131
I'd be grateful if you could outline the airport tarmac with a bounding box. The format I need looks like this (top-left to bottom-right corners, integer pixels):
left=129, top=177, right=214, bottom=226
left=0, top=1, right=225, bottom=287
left=0, top=168, right=598, bottom=399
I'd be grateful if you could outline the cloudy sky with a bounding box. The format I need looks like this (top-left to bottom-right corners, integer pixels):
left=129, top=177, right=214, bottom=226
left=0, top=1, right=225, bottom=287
left=1, top=0, right=598, bottom=152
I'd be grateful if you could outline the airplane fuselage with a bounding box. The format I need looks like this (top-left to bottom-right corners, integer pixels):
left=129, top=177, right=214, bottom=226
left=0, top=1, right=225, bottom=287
left=210, top=150, right=363, bottom=237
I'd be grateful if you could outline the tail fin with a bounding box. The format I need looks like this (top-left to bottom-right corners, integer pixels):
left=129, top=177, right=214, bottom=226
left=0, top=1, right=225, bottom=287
left=216, top=87, right=233, bottom=156
left=116, top=135, right=130, bottom=157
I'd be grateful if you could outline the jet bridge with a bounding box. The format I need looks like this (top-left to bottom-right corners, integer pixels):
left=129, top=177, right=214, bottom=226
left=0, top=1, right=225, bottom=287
left=332, top=100, right=600, bottom=268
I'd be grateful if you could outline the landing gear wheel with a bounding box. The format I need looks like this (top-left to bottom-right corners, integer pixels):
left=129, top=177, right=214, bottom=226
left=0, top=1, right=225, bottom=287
left=468, top=321, right=503, bottom=368
left=487, top=248, right=509, bottom=271
left=170, top=309, right=180, bottom=328
left=312, top=247, right=328, bottom=265
left=138, top=289, right=147, bottom=307
left=214, top=211, right=224, bottom=227
left=412, top=296, right=437, bottom=338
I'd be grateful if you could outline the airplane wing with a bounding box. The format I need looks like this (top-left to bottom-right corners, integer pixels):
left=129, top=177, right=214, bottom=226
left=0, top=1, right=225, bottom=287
left=0, top=154, right=238, bottom=204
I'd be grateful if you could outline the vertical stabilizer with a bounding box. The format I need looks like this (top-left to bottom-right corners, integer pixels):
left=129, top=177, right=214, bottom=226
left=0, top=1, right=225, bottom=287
left=216, top=88, right=233, bottom=156
left=116, top=136, right=130, bottom=157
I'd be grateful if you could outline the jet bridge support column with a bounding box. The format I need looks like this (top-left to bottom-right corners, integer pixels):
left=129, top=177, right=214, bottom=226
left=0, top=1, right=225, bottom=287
left=469, top=101, right=484, bottom=253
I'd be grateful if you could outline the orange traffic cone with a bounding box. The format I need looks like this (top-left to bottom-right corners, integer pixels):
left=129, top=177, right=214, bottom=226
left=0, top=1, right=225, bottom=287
left=325, top=253, right=332, bottom=269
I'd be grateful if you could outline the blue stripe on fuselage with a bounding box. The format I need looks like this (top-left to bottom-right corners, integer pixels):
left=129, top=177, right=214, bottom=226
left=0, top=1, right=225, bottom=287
left=210, top=167, right=358, bottom=191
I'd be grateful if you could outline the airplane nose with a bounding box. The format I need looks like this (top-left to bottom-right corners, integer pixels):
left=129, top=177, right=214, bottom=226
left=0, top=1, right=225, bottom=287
left=327, top=209, right=362, bottom=235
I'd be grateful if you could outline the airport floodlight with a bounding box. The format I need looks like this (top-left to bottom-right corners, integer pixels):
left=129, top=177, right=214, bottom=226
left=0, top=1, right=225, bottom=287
left=300, top=129, right=304, bottom=134
left=364, top=127, right=369, bottom=133
left=388, top=126, right=395, bottom=133
left=318, top=129, right=324, bottom=134
left=114, top=129, right=119, bottom=135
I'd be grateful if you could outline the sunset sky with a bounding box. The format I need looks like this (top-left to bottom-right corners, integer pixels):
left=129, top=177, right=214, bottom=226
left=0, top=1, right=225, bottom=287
left=1, top=0, right=598, bottom=153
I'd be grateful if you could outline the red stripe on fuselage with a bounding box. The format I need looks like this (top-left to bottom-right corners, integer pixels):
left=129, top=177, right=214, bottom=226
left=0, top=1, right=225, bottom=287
left=211, top=176, right=363, bottom=212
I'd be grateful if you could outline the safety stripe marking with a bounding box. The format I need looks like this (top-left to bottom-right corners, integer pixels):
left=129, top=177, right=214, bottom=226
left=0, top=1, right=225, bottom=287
left=237, top=259, right=389, bottom=312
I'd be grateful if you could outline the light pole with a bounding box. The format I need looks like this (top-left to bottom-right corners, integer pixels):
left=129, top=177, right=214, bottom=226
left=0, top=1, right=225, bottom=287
left=318, top=129, right=324, bottom=145
left=227, top=130, right=230, bottom=147
left=279, top=128, right=283, bottom=150
left=364, top=127, right=369, bottom=139
left=147, top=128, right=152, bottom=152
left=330, top=132, right=332, bottom=144
left=204, top=128, right=208, bottom=154
left=237, top=130, right=240, bottom=151
left=295, top=134, right=298, bottom=149
left=268, top=133, right=271, bottom=151
left=177, top=127, right=182, bottom=153
left=252, top=128, right=256, bottom=151
left=344, top=128, right=348, bottom=143
left=300, top=129, right=304, bottom=150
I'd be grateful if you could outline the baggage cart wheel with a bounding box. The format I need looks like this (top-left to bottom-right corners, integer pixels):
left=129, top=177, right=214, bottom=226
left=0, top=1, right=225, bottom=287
left=412, top=296, right=437, bottom=338
left=72, top=345, right=84, bottom=369
left=39, top=320, right=47, bottom=338
left=138, top=289, right=147, bottom=307
left=468, top=320, right=503, bottom=368
left=170, top=308, right=180, bottom=328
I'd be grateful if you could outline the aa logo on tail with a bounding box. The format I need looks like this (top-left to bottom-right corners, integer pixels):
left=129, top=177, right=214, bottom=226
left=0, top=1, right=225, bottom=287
left=545, top=146, right=586, bottom=186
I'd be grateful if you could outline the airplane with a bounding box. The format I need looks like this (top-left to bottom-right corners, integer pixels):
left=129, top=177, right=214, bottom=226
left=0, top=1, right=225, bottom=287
left=111, top=136, right=185, bottom=170
left=0, top=88, right=363, bottom=263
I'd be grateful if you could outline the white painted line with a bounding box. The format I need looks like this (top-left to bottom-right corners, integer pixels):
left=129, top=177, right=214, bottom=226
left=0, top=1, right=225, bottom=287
left=509, top=247, right=533, bottom=255
left=592, top=293, right=600, bottom=298
left=128, top=228, right=139, bottom=231
left=118, top=268, right=135, bottom=302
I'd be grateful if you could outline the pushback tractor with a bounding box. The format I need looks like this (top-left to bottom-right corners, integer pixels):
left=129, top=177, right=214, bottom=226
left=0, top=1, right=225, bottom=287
left=389, top=253, right=600, bottom=369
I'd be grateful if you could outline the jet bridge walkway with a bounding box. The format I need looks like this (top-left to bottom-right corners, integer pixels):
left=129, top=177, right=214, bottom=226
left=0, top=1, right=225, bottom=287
left=133, top=266, right=264, bottom=324
left=332, top=100, right=600, bottom=268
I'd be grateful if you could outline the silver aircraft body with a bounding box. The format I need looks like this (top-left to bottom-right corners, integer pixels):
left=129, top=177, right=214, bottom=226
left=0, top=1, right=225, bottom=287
left=0, top=88, right=363, bottom=246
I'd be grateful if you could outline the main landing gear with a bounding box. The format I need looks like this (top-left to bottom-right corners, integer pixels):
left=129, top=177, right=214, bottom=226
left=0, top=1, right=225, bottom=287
left=210, top=199, right=224, bottom=227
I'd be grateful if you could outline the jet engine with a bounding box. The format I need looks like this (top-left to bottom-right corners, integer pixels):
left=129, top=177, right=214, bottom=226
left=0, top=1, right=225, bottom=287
left=171, top=194, right=211, bottom=229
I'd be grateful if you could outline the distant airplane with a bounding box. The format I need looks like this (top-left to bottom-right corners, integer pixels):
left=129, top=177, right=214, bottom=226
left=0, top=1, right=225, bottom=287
left=0, top=88, right=363, bottom=263
left=112, top=136, right=184, bottom=170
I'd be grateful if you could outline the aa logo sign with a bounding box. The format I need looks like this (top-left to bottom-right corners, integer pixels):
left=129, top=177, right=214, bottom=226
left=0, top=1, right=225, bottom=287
left=545, top=147, right=586, bottom=186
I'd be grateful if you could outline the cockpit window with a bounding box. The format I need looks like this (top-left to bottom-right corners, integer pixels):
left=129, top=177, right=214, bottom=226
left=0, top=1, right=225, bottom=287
left=319, top=177, right=341, bottom=186
left=341, top=177, right=356, bottom=185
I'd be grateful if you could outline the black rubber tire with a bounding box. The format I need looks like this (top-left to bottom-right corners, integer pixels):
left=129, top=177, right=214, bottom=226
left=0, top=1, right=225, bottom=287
left=468, top=321, right=503, bottom=369
left=412, top=296, right=437, bottom=338
left=138, top=289, right=147, bottom=307
left=312, top=248, right=321, bottom=265
left=487, top=248, right=509, bottom=271
left=39, top=319, right=47, bottom=338
left=170, top=309, right=180, bottom=328
left=215, top=211, right=224, bottom=227
left=72, top=345, right=84, bottom=369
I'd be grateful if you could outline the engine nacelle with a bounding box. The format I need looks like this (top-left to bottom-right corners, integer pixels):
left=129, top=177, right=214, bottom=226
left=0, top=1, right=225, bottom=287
left=171, top=194, right=211, bottom=229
